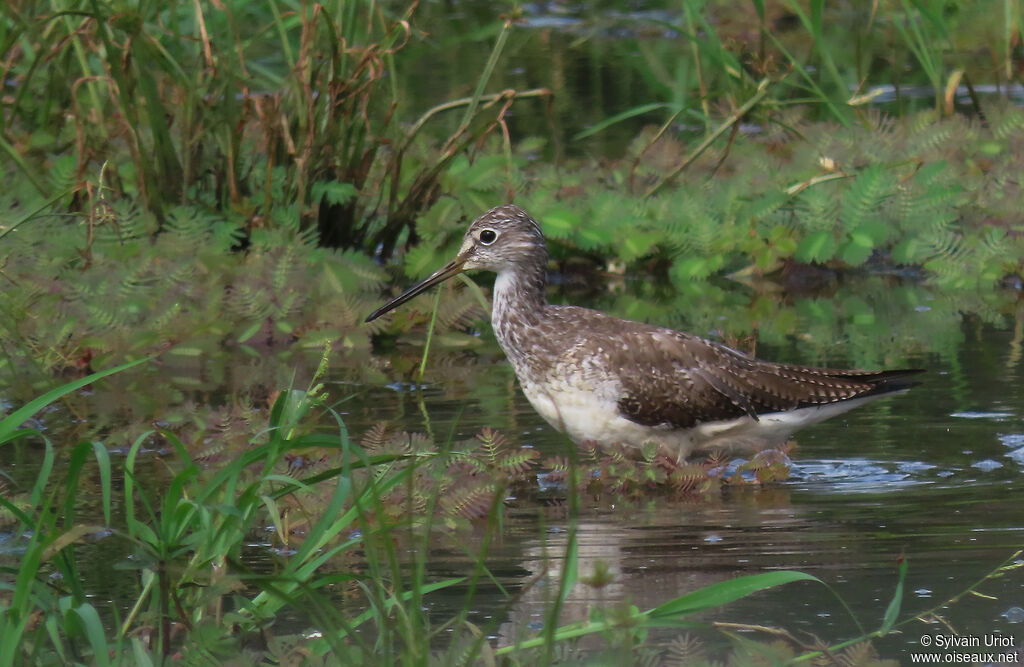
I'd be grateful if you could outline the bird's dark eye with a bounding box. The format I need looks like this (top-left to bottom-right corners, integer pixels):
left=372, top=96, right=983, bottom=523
left=479, top=229, right=498, bottom=245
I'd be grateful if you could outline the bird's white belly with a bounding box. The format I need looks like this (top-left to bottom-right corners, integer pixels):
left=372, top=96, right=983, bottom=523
left=520, top=379, right=643, bottom=449
left=520, top=377, right=885, bottom=462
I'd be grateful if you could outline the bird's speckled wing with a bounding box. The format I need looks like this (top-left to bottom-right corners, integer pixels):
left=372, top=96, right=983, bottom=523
left=608, top=326, right=918, bottom=429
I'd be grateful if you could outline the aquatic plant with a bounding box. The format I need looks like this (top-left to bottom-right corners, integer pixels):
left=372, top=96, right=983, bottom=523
left=3, top=1, right=1022, bottom=398
left=539, top=441, right=792, bottom=501
left=571, top=0, right=1019, bottom=130
left=0, top=168, right=387, bottom=391
left=3, top=3, right=1024, bottom=663
left=0, top=1, right=546, bottom=257
left=510, top=109, right=1024, bottom=294
left=3, top=359, right=1023, bottom=664
left=0, top=360, right=792, bottom=663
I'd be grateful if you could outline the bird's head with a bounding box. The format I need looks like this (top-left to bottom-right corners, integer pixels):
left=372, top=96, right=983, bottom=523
left=365, top=205, right=546, bottom=322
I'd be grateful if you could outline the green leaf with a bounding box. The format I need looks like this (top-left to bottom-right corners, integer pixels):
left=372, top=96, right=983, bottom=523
left=838, top=238, right=873, bottom=265
left=795, top=229, right=836, bottom=263
left=496, top=569, right=825, bottom=657
left=559, top=535, right=579, bottom=607
left=848, top=230, right=874, bottom=249
left=237, top=320, right=263, bottom=343
left=459, top=155, right=508, bottom=191
left=979, top=140, right=1004, bottom=156
left=576, top=225, right=614, bottom=250
left=540, top=208, right=581, bottom=240
left=349, top=577, right=466, bottom=629
left=842, top=296, right=875, bottom=324
left=29, top=439, right=55, bottom=511
left=167, top=346, right=203, bottom=357
left=774, top=237, right=798, bottom=257
left=0, top=358, right=150, bottom=445
left=311, top=181, right=357, bottom=206
left=854, top=220, right=891, bottom=245
left=404, top=242, right=447, bottom=280
left=744, top=191, right=789, bottom=223
left=670, top=256, right=711, bottom=283
left=91, top=441, right=113, bottom=526
left=841, top=165, right=891, bottom=229
left=67, top=604, right=112, bottom=667
left=620, top=232, right=661, bottom=262
left=796, top=298, right=836, bottom=324
left=751, top=0, right=766, bottom=21
left=574, top=102, right=673, bottom=140
left=416, top=198, right=462, bottom=241
left=913, top=160, right=947, bottom=185
left=647, top=571, right=822, bottom=621
left=892, top=236, right=926, bottom=264
left=880, top=557, right=908, bottom=634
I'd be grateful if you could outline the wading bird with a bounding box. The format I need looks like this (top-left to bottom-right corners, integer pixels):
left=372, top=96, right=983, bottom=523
left=366, top=205, right=922, bottom=461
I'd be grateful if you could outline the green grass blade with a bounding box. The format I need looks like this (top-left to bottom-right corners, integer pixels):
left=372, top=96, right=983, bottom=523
left=498, top=569, right=823, bottom=657
left=160, top=463, right=200, bottom=545
left=64, top=441, right=96, bottom=529
left=0, top=137, right=50, bottom=198
left=557, top=530, right=579, bottom=610
left=0, top=357, right=150, bottom=445
left=766, top=32, right=849, bottom=125
left=123, top=432, right=154, bottom=543
left=909, top=0, right=951, bottom=40
left=810, top=0, right=824, bottom=38
left=574, top=102, right=674, bottom=140
left=646, top=78, right=772, bottom=196
left=42, top=613, right=69, bottom=664
left=1004, top=0, right=1016, bottom=80
left=417, top=286, right=444, bottom=383
left=647, top=570, right=822, bottom=621
left=0, top=495, right=34, bottom=528
left=68, top=604, right=112, bottom=667
left=879, top=557, right=908, bottom=634
left=750, top=0, right=766, bottom=21
left=2, top=535, right=44, bottom=664
left=90, top=441, right=112, bottom=527
left=29, top=438, right=55, bottom=510
left=243, top=468, right=416, bottom=623
left=288, top=475, right=353, bottom=566
left=542, top=441, right=581, bottom=661
left=130, top=637, right=156, bottom=667
left=348, top=577, right=466, bottom=629
left=460, top=19, right=512, bottom=127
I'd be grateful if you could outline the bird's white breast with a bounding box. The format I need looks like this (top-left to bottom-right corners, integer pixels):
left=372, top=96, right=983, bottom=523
left=517, top=371, right=885, bottom=461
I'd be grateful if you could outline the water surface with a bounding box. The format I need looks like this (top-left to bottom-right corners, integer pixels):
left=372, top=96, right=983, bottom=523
left=2, top=281, right=1022, bottom=661
left=336, top=301, right=1024, bottom=660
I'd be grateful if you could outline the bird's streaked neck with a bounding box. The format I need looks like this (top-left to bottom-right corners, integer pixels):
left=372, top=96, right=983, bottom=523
left=490, top=257, right=548, bottom=350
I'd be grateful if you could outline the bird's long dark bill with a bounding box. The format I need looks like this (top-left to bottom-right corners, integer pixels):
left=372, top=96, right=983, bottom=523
left=365, top=258, right=466, bottom=322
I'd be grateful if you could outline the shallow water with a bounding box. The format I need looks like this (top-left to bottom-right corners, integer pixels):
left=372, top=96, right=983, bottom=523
left=2, top=281, right=1023, bottom=661
left=334, top=312, right=1024, bottom=660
